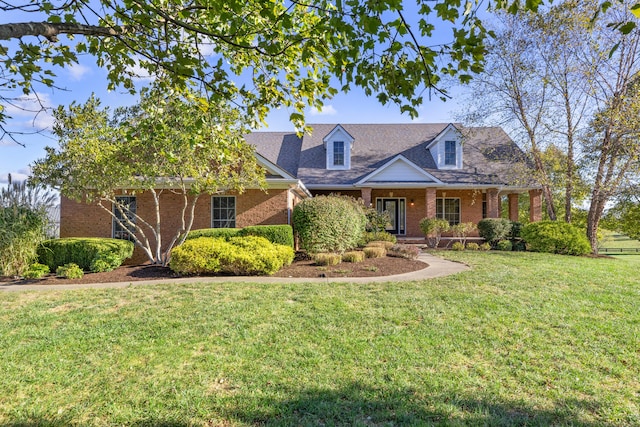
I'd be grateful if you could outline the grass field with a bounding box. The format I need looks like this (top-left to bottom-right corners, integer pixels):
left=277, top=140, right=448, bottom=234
left=1, top=251, right=639, bottom=426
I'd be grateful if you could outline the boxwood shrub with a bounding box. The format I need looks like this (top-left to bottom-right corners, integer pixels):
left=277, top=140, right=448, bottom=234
left=38, top=238, right=134, bottom=271
left=169, top=236, right=294, bottom=276
left=185, top=228, right=241, bottom=240
left=521, top=221, right=591, bottom=255
left=238, top=225, right=294, bottom=248
left=292, top=195, right=367, bottom=253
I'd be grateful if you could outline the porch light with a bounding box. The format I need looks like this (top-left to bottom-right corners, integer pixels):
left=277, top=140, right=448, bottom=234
left=410, top=199, right=415, bottom=206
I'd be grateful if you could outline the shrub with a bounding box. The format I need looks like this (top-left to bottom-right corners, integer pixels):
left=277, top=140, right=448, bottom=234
left=419, top=218, right=450, bottom=248
left=90, top=253, right=123, bottom=273
left=23, top=263, right=50, bottom=279
left=0, top=206, right=47, bottom=277
left=521, top=221, right=591, bottom=255
left=170, top=236, right=294, bottom=276
left=477, top=218, right=512, bottom=246
left=496, top=240, right=513, bottom=251
left=38, top=238, right=133, bottom=271
left=451, top=222, right=477, bottom=246
left=466, top=242, right=479, bottom=251
left=238, top=225, right=294, bottom=248
left=314, top=253, right=342, bottom=266
left=292, top=195, right=367, bottom=253
left=451, top=241, right=465, bottom=251
left=387, top=244, right=420, bottom=259
left=479, top=242, right=491, bottom=251
left=510, top=221, right=523, bottom=239
left=342, top=251, right=366, bottom=263
left=363, top=246, right=386, bottom=258
left=185, top=228, right=241, bottom=240
left=56, top=263, right=84, bottom=279
left=360, top=231, right=397, bottom=246
left=366, top=240, right=395, bottom=250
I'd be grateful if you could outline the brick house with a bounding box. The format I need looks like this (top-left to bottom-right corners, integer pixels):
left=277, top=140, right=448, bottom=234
left=60, top=123, right=541, bottom=257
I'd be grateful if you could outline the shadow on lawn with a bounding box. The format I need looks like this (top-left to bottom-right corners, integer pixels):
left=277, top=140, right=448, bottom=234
left=0, top=383, right=619, bottom=426
left=220, top=382, right=614, bottom=426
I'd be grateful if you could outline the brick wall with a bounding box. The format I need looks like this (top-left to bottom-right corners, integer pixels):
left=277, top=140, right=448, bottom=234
left=60, top=188, right=292, bottom=264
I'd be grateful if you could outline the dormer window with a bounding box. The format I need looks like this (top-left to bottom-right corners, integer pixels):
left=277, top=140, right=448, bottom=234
left=324, top=125, right=354, bottom=170
left=333, top=141, right=345, bottom=166
left=444, top=140, right=456, bottom=166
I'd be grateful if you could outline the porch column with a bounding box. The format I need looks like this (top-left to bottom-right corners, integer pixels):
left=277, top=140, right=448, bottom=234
left=529, top=189, right=542, bottom=222
left=486, top=188, right=500, bottom=218
left=425, top=188, right=436, bottom=218
left=360, top=187, right=372, bottom=207
left=508, top=193, right=519, bottom=222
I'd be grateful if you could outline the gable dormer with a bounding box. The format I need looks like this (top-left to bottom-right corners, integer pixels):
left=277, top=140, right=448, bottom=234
left=323, top=125, right=355, bottom=170
left=426, top=123, right=463, bottom=169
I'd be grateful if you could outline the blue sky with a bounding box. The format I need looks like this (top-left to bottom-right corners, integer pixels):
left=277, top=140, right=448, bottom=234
left=0, top=4, right=470, bottom=184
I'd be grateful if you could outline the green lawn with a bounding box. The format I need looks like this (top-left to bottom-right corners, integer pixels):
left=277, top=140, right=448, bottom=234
left=1, top=251, right=639, bottom=426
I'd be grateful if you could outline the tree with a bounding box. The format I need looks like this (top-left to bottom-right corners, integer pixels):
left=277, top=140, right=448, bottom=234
left=1, top=0, right=539, bottom=143
left=30, top=86, right=265, bottom=266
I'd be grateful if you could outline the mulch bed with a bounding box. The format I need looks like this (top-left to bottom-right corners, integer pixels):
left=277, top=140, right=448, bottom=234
left=0, top=255, right=427, bottom=287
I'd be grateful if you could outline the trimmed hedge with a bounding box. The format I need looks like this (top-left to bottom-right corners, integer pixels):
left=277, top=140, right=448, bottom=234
left=169, top=236, right=294, bottom=276
left=521, top=221, right=591, bottom=255
left=185, top=225, right=294, bottom=248
left=239, top=225, right=294, bottom=248
left=38, top=238, right=134, bottom=271
left=186, top=228, right=241, bottom=240
left=292, top=195, right=367, bottom=253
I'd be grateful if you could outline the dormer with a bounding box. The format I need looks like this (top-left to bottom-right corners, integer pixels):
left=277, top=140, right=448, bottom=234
left=426, top=123, right=463, bottom=169
left=323, top=125, right=355, bottom=170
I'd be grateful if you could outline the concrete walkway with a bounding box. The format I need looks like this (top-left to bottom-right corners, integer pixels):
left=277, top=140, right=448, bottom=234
left=0, top=253, right=470, bottom=292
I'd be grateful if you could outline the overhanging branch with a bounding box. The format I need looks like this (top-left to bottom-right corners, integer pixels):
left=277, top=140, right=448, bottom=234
left=0, top=22, right=120, bottom=42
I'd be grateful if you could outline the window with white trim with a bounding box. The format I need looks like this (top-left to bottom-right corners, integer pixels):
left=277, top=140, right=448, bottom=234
left=113, top=196, right=136, bottom=241
left=333, top=141, right=345, bottom=166
left=436, top=197, right=460, bottom=225
left=444, top=140, right=456, bottom=166
left=212, top=196, right=236, bottom=228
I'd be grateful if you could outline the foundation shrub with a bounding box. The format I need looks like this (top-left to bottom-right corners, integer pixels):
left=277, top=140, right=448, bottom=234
left=38, top=238, right=133, bottom=271
left=388, top=244, right=420, bottom=259
left=477, top=218, right=512, bottom=247
left=366, top=240, right=395, bottom=250
left=363, top=246, right=386, bottom=258
left=360, top=231, right=397, bottom=246
left=419, top=217, right=450, bottom=248
left=89, top=253, right=124, bottom=273
left=0, top=206, right=47, bottom=277
left=238, top=225, right=294, bottom=248
left=451, top=241, right=465, bottom=251
left=56, top=263, right=84, bottom=279
left=496, top=240, right=513, bottom=251
left=23, top=263, right=50, bottom=279
left=342, top=251, right=366, bottom=263
left=479, top=242, right=491, bottom=251
left=466, top=242, right=480, bottom=251
left=314, top=253, right=342, bottom=266
left=521, top=221, right=591, bottom=255
left=185, top=228, right=241, bottom=240
left=170, top=236, right=293, bottom=276
left=292, top=195, right=367, bottom=253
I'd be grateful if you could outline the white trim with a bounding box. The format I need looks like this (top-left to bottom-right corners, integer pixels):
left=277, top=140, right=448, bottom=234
left=255, top=152, right=297, bottom=180
left=322, top=124, right=355, bottom=146
left=356, top=155, right=443, bottom=185
left=426, top=123, right=461, bottom=149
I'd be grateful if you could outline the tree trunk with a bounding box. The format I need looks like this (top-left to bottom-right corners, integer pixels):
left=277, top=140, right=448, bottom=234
left=0, top=22, right=119, bottom=41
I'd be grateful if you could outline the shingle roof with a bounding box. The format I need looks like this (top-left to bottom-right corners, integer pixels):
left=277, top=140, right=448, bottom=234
left=244, top=123, right=536, bottom=188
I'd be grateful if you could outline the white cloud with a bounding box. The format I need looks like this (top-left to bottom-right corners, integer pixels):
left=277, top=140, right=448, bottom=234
left=0, top=168, right=30, bottom=184
left=4, top=93, right=55, bottom=131
left=68, top=63, right=91, bottom=81
left=310, top=105, right=337, bottom=116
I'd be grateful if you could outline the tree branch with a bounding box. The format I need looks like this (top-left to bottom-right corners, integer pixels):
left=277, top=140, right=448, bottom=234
left=0, top=21, right=120, bottom=42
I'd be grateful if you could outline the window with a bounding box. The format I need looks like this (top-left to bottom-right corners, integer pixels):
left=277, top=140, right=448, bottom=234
left=444, top=140, right=456, bottom=166
left=482, top=192, right=487, bottom=219
left=113, top=196, right=136, bottom=241
left=333, top=141, right=345, bottom=166
left=436, top=198, right=460, bottom=225
left=212, top=196, right=236, bottom=228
